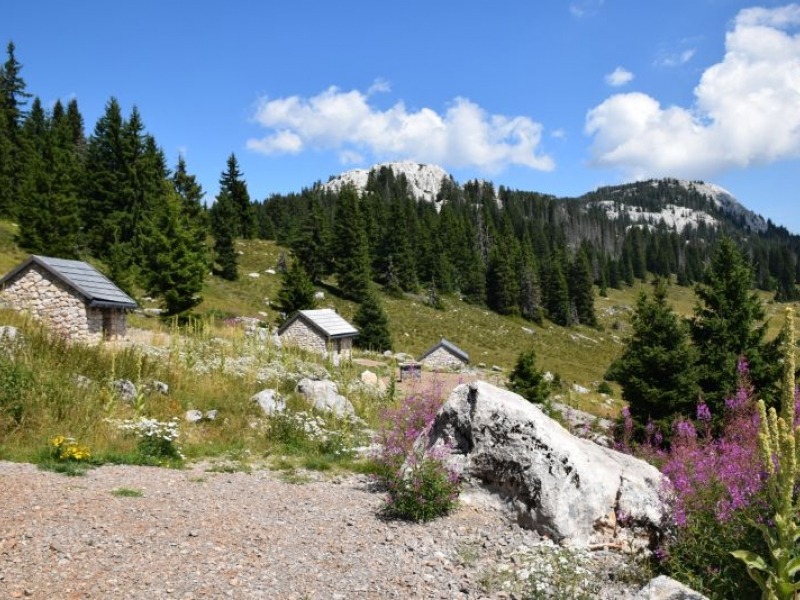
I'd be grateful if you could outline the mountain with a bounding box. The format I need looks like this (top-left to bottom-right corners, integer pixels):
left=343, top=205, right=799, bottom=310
left=322, top=161, right=451, bottom=207
left=323, top=162, right=769, bottom=236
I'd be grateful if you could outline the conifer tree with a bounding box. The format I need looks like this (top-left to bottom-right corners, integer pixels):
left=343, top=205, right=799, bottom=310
left=209, top=190, right=239, bottom=281
left=141, top=188, right=207, bottom=316
left=276, top=257, right=316, bottom=319
left=568, top=249, right=597, bottom=327
left=605, top=279, right=699, bottom=435
left=542, top=255, right=570, bottom=326
left=333, top=185, right=371, bottom=301
left=291, top=197, right=331, bottom=283
left=354, top=289, right=393, bottom=352
left=219, top=153, right=255, bottom=238
left=690, top=237, right=781, bottom=411
left=508, top=348, right=550, bottom=404
left=172, top=155, right=208, bottom=245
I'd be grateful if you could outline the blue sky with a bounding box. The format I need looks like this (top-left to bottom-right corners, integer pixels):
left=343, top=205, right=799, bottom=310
left=5, top=1, right=800, bottom=231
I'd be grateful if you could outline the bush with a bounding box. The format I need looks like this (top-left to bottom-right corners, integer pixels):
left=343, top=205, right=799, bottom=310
left=373, top=387, right=461, bottom=522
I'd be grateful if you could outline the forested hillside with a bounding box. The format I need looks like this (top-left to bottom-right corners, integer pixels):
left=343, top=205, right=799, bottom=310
left=2, top=40, right=800, bottom=325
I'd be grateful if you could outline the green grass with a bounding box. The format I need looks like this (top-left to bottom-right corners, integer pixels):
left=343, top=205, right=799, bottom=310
left=111, top=487, right=143, bottom=497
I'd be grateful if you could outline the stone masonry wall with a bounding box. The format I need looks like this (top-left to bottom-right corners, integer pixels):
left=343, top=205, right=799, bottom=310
left=279, top=318, right=328, bottom=355
left=421, top=346, right=466, bottom=371
left=0, top=265, right=125, bottom=342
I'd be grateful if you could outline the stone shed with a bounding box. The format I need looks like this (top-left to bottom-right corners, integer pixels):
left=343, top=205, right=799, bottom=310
left=419, top=338, right=469, bottom=371
left=0, top=255, right=137, bottom=342
left=277, top=309, right=358, bottom=363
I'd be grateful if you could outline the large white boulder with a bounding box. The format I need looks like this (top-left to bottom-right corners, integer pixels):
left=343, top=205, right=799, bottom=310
left=296, top=378, right=355, bottom=418
left=251, top=389, right=285, bottom=416
left=633, top=576, right=709, bottom=600
left=422, top=381, right=666, bottom=546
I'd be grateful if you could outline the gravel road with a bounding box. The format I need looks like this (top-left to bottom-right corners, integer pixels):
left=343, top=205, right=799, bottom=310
left=1, top=460, right=646, bottom=599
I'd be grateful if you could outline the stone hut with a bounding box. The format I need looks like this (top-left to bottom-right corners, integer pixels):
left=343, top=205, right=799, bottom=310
left=277, top=309, right=358, bottom=362
left=0, top=255, right=137, bottom=342
left=419, top=338, right=469, bottom=371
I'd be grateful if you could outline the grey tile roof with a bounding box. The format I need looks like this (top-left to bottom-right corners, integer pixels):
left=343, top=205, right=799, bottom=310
left=0, top=255, right=137, bottom=309
left=278, top=309, right=358, bottom=338
left=419, top=337, right=469, bottom=363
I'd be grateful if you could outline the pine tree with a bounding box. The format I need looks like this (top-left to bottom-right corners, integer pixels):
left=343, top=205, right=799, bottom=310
left=209, top=190, right=238, bottom=281
left=690, top=237, right=781, bottom=412
left=542, top=255, right=571, bottom=326
left=219, top=153, right=255, bottom=238
left=605, top=279, right=699, bottom=435
left=353, top=289, right=393, bottom=352
left=486, top=245, right=519, bottom=315
left=172, top=155, right=208, bottom=246
left=291, top=197, right=330, bottom=283
left=141, top=188, right=207, bottom=316
left=508, top=348, right=550, bottom=404
left=333, top=185, right=371, bottom=301
left=276, top=257, right=316, bottom=319
left=568, top=249, right=597, bottom=327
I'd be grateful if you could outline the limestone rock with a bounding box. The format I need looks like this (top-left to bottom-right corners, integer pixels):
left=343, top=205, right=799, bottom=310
left=314, top=291, right=325, bottom=300
left=251, top=389, right=285, bottom=416
left=360, top=370, right=378, bottom=386
left=205, top=409, right=218, bottom=421
left=296, top=378, right=354, bottom=418
left=421, top=381, right=666, bottom=547
left=185, top=409, right=204, bottom=423
left=0, top=325, right=19, bottom=342
left=112, top=379, right=137, bottom=403
left=633, top=576, right=709, bottom=600
left=147, top=380, right=169, bottom=395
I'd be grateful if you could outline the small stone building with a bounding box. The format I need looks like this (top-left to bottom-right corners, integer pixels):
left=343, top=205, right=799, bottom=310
left=0, top=255, right=137, bottom=342
left=419, top=338, right=469, bottom=371
left=277, top=309, right=358, bottom=362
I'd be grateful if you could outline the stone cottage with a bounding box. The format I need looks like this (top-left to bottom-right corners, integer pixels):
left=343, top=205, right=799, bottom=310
left=277, top=309, right=358, bottom=362
left=0, top=255, right=137, bottom=342
left=419, top=338, right=469, bottom=371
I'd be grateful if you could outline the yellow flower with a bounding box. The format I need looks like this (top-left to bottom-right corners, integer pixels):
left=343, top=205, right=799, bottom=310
left=50, top=435, right=66, bottom=448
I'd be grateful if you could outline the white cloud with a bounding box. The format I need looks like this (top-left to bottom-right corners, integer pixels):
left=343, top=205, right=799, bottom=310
left=247, top=86, right=554, bottom=173
left=367, top=78, right=391, bottom=95
left=586, top=4, right=800, bottom=180
left=570, top=0, right=604, bottom=18
left=657, top=47, right=696, bottom=67
left=605, top=67, right=634, bottom=87
left=551, top=128, right=567, bottom=140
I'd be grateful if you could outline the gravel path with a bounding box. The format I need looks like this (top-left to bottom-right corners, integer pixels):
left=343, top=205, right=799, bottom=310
left=1, top=461, right=647, bottom=599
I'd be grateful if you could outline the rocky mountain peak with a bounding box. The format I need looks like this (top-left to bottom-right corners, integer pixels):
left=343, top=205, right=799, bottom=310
left=321, top=161, right=451, bottom=205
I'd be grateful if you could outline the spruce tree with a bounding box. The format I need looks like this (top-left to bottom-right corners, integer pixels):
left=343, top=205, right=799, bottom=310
left=542, top=256, right=570, bottom=326
left=333, top=185, right=371, bottom=301
left=141, top=188, right=207, bottom=316
left=354, top=289, right=393, bottom=352
left=690, top=237, right=781, bottom=411
left=605, top=279, right=699, bottom=435
left=219, top=153, right=255, bottom=238
left=276, top=257, right=316, bottom=319
left=209, top=190, right=239, bottom=281
left=508, top=348, right=550, bottom=404
left=172, top=155, right=208, bottom=247
left=568, top=249, right=597, bottom=327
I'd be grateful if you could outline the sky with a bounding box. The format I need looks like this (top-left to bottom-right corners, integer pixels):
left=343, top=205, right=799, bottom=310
left=4, top=1, right=800, bottom=232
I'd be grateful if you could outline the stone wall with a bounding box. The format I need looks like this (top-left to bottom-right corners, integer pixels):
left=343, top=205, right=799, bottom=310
left=421, top=346, right=466, bottom=371
left=279, top=318, right=328, bottom=355
left=0, top=265, right=126, bottom=342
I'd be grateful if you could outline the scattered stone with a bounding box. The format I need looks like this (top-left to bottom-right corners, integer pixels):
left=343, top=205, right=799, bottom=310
left=147, top=380, right=169, bottom=395
left=265, top=269, right=276, bottom=275
left=185, top=410, right=204, bottom=423
left=314, top=291, right=325, bottom=300
left=422, top=381, right=665, bottom=547
left=111, top=379, right=137, bottom=403
left=73, top=374, right=93, bottom=388
left=248, top=272, right=260, bottom=278
left=572, top=383, right=590, bottom=394
left=491, top=365, right=503, bottom=372
left=477, top=362, right=487, bottom=369
left=295, top=378, right=355, bottom=418
left=143, top=308, right=163, bottom=316
left=543, top=371, right=555, bottom=383
left=360, top=370, right=378, bottom=386
left=633, top=576, right=709, bottom=600
left=205, top=409, right=218, bottom=421
left=0, top=325, right=19, bottom=342
left=251, top=389, right=285, bottom=416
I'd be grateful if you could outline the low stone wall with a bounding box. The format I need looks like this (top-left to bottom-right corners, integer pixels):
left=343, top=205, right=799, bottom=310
left=421, top=347, right=466, bottom=371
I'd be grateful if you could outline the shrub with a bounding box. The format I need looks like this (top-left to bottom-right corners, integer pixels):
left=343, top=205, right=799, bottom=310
left=623, top=357, right=768, bottom=598
left=373, top=386, right=461, bottom=522
left=110, top=417, right=184, bottom=463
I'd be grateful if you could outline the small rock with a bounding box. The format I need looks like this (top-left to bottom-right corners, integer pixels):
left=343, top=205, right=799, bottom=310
left=251, top=389, right=285, bottom=415
left=314, top=291, right=325, bottom=300
left=248, top=272, right=260, bottom=278
left=491, top=365, right=503, bottom=372
left=360, top=370, right=378, bottom=386
left=111, top=379, right=137, bottom=403
left=185, top=410, right=203, bottom=423
left=205, top=409, right=218, bottom=421
left=265, top=269, right=276, bottom=275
